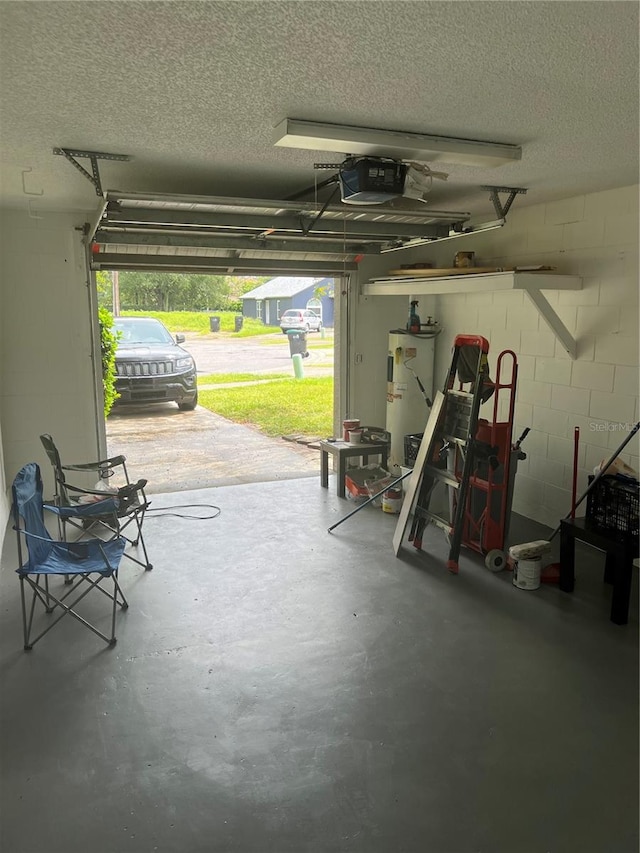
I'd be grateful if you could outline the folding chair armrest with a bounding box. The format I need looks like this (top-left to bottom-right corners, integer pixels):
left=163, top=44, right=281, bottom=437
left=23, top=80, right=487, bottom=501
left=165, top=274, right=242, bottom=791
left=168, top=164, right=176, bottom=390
left=15, top=526, right=122, bottom=567
left=14, top=527, right=81, bottom=548
left=61, top=479, right=149, bottom=504
left=44, top=496, right=120, bottom=518
left=13, top=525, right=50, bottom=543
left=115, top=480, right=150, bottom=514
left=58, top=482, right=109, bottom=497
left=62, top=454, right=126, bottom=473
left=64, top=481, right=119, bottom=498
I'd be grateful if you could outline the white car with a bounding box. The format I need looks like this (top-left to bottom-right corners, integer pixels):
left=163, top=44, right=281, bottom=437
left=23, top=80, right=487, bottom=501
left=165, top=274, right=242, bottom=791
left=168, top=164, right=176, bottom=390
left=279, top=309, right=323, bottom=333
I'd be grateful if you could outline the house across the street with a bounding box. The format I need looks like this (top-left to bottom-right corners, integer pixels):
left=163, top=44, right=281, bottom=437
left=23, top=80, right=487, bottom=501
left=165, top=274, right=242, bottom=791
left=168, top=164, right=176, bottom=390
left=240, top=276, right=334, bottom=328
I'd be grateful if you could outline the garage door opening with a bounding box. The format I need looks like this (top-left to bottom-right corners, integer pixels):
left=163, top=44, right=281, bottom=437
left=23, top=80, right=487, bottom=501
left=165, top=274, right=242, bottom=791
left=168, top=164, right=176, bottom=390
left=97, top=269, right=338, bottom=493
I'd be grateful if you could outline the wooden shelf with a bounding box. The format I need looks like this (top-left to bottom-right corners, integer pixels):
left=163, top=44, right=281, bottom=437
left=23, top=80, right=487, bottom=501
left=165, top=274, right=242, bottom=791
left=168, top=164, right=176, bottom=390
left=363, top=270, right=581, bottom=295
left=363, top=271, right=582, bottom=359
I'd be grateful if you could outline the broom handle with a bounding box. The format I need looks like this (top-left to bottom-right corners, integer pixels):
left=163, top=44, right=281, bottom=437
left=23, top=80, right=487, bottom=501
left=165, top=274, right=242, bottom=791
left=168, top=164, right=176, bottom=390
left=328, top=470, right=413, bottom=533
left=549, top=421, right=639, bottom=540
left=571, top=427, right=579, bottom=520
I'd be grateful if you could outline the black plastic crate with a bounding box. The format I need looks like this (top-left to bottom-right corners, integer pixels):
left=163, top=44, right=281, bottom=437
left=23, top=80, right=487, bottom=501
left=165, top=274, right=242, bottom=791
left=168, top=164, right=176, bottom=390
left=404, top=433, right=424, bottom=468
left=586, top=474, right=639, bottom=540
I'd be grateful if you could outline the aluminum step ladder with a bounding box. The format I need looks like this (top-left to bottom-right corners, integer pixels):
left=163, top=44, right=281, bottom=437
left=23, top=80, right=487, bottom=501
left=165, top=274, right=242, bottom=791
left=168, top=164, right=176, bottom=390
left=393, top=334, right=493, bottom=573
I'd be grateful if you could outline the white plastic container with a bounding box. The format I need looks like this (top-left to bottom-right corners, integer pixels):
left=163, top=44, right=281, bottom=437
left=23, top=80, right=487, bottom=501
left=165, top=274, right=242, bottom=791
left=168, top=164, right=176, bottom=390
left=400, top=465, right=414, bottom=492
left=512, top=557, right=542, bottom=590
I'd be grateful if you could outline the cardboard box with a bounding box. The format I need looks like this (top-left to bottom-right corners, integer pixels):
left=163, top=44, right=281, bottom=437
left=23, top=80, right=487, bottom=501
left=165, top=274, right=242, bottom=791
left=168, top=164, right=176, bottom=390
left=345, top=464, right=391, bottom=501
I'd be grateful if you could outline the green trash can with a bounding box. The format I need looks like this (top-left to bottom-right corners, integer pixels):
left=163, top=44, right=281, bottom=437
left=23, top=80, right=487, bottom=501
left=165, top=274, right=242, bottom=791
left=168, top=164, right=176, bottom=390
left=209, top=316, right=220, bottom=332
left=287, top=330, right=308, bottom=357
left=234, top=315, right=244, bottom=332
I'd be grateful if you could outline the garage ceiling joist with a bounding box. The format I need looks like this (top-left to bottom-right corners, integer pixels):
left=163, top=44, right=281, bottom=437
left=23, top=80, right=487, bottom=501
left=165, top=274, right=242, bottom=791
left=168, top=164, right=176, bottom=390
left=90, top=190, right=473, bottom=275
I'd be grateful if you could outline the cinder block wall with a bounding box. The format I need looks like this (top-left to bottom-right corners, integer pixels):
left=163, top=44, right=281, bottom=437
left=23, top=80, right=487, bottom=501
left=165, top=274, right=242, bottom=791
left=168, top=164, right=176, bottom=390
left=429, top=185, right=639, bottom=526
left=0, top=302, right=6, bottom=531
left=353, top=185, right=638, bottom=527
left=0, top=208, right=100, bottom=539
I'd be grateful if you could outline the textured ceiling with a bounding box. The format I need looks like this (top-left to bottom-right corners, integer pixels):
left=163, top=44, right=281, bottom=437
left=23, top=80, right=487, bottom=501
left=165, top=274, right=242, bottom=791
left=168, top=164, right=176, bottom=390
left=0, top=0, right=638, bottom=218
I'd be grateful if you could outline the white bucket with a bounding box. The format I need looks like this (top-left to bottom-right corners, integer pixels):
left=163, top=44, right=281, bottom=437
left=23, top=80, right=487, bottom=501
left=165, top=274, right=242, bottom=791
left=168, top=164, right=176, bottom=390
left=512, top=557, right=542, bottom=591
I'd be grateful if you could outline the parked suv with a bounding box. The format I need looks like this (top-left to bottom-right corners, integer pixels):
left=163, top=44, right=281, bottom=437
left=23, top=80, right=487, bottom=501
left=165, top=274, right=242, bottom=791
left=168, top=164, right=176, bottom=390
left=112, top=317, right=198, bottom=411
left=279, top=309, right=322, bottom=334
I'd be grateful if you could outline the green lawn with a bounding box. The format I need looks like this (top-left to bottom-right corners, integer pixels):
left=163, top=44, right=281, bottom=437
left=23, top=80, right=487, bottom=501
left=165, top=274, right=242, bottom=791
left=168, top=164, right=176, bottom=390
left=120, top=310, right=275, bottom=337
left=120, top=310, right=335, bottom=342
left=198, top=376, right=333, bottom=437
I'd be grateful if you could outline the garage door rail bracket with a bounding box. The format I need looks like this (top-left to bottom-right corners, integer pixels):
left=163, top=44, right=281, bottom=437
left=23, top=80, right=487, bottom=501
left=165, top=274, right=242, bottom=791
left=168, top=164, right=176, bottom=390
left=53, top=148, right=131, bottom=197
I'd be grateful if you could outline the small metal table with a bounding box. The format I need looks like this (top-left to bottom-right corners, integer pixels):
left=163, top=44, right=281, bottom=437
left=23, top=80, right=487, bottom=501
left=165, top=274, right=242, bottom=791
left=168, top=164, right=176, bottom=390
left=559, top=517, right=638, bottom=625
left=319, top=439, right=389, bottom=498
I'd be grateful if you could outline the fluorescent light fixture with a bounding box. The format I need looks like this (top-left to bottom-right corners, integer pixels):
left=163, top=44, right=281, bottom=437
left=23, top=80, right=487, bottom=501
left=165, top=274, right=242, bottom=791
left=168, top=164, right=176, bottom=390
left=274, top=119, right=521, bottom=168
left=380, top=219, right=505, bottom=253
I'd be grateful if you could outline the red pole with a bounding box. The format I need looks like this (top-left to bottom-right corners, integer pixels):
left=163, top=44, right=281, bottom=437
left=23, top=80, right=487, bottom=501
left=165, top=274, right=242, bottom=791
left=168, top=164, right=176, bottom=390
left=571, top=427, right=580, bottom=519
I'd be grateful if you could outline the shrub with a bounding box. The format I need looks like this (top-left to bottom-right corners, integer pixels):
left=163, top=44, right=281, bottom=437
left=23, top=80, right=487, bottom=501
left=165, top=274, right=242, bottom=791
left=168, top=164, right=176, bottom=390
left=99, top=306, right=119, bottom=416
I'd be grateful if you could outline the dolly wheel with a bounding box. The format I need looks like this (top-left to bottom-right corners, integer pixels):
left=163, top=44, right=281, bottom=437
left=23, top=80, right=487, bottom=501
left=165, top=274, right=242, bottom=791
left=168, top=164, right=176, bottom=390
left=485, top=549, right=506, bottom=572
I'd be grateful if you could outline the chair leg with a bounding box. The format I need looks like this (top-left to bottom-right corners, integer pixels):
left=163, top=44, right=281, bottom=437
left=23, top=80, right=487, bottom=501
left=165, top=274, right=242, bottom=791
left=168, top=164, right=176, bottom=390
left=109, top=572, right=129, bottom=645
left=133, top=514, right=153, bottom=571
left=68, top=511, right=153, bottom=572
left=92, top=574, right=129, bottom=611
left=116, top=512, right=153, bottom=571
left=44, top=575, right=54, bottom=612
left=62, top=517, right=73, bottom=586
left=20, top=578, right=33, bottom=651
left=20, top=573, right=127, bottom=649
left=57, top=519, right=74, bottom=585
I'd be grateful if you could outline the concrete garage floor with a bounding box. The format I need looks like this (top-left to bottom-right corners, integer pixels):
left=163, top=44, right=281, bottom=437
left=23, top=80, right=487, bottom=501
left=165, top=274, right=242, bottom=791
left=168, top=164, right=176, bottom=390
left=0, top=476, right=638, bottom=853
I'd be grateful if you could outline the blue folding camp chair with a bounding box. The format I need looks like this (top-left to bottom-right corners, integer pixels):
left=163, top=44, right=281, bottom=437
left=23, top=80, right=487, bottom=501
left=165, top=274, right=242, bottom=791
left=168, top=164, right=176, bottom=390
left=40, top=434, right=152, bottom=572
left=12, top=463, right=129, bottom=650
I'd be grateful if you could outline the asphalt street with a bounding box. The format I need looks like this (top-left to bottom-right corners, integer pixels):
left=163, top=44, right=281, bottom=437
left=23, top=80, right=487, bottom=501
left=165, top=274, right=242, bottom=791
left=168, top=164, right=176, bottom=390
left=184, top=329, right=333, bottom=379
left=106, top=331, right=334, bottom=493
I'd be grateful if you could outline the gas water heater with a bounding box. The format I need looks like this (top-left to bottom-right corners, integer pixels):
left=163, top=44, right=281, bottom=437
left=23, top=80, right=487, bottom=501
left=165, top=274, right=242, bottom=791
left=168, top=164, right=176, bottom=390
left=386, top=331, right=436, bottom=474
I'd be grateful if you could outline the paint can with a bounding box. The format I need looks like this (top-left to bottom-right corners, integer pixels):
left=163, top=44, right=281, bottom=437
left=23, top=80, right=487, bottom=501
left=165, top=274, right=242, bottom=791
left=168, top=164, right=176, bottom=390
left=511, top=557, right=542, bottom=590
left=343, top=419, right=360, bottom=441
left=349, top=428, right=363, bottom=445
left=382, top=486, right=403, bottom=514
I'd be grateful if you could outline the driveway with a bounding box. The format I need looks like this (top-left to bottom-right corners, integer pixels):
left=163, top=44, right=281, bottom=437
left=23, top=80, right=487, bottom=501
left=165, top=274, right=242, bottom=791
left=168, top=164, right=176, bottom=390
left=106, top=330, right=333, bottom=494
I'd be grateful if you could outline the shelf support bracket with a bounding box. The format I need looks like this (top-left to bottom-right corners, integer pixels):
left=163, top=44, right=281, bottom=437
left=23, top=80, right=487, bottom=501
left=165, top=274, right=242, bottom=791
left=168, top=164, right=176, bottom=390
left=523, top=287, right=577, bottom=359
left=480, top=185, right=528, bottom=220
left=53, top=148, right=131, bottom=197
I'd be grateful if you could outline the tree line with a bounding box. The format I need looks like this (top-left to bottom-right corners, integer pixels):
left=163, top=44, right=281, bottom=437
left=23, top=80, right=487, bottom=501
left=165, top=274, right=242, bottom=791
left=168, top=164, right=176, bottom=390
left=96, top=271, right=269, bottom=313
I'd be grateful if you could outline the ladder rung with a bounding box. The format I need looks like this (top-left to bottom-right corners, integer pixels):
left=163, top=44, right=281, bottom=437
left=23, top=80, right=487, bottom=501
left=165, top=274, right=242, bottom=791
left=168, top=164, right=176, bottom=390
left=442, top=433, right=469, bottom=446
left=423, top=467, right=460, bottom=488
left=446, top=389, right=473, bottom=400
left=421, top=510, right=452, bottom=532
left=468, top=477, right=507, bottom=491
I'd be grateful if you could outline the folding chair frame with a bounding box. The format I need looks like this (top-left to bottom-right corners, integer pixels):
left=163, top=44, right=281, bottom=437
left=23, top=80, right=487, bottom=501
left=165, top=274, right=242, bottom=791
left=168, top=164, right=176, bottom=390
left=19, top=556, right=128, bottom=650
left=40, top=434, right=153, bottom=572
left=12, top=464, right=129, bottom=650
